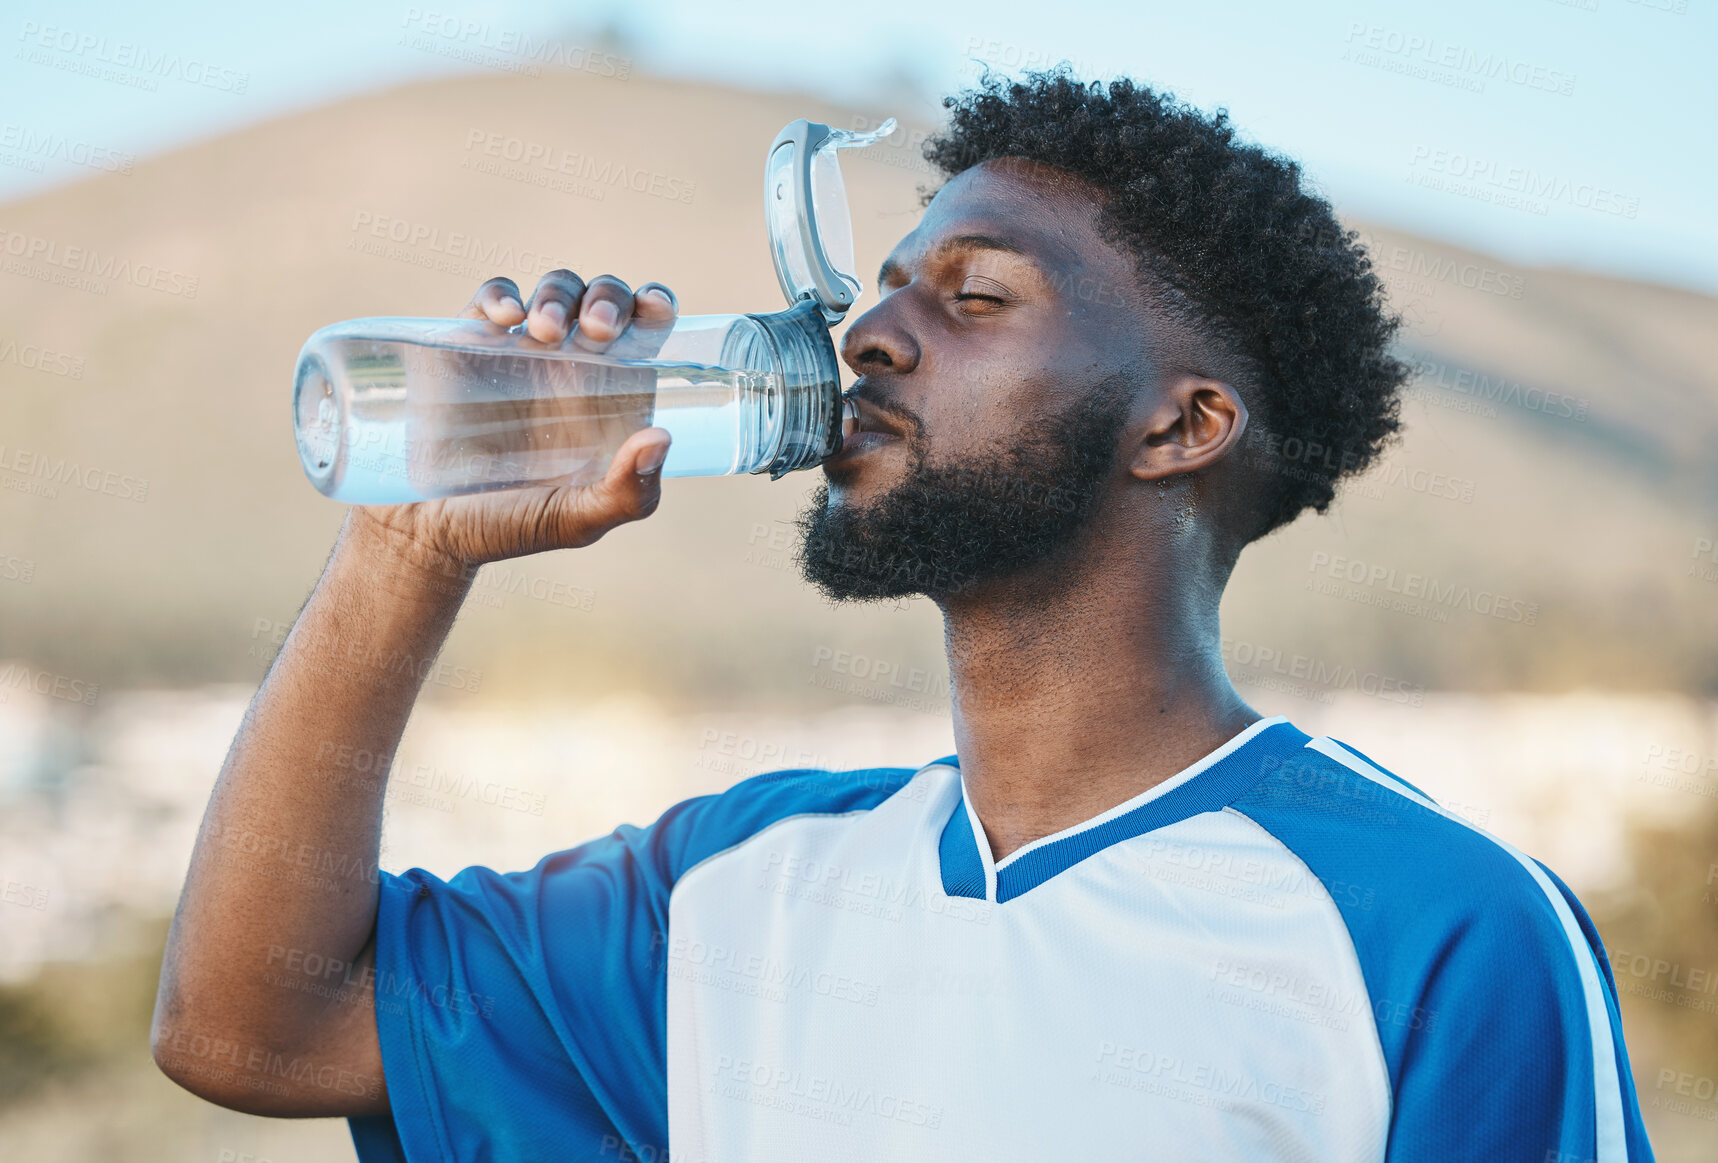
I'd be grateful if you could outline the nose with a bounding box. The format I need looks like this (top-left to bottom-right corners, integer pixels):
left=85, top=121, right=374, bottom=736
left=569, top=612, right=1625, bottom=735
left=839, top=298, right=921, bottom=378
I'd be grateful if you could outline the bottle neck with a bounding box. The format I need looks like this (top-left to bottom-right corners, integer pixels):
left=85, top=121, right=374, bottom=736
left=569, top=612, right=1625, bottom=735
left=746, top=297, right=845, bottom=480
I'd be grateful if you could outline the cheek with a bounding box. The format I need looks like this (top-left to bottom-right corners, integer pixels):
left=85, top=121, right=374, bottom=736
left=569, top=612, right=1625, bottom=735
left=913, top=313, right=1112, bottom=449
left=918, top=351, right=1058, bottom=448
left=936, top=331, right=1038, bottom=395
left=912, top=393, right=990, bottom=464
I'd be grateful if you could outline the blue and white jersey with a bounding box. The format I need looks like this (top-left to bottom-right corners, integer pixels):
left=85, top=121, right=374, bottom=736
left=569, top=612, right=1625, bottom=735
left=350, top=716, right=1655, bottom=1162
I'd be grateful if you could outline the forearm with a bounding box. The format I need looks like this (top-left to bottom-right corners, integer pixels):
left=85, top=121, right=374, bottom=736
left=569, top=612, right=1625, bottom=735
left=152, top=270, right=671, bottom=1115
left=153, top=513, right=471, bottom=1101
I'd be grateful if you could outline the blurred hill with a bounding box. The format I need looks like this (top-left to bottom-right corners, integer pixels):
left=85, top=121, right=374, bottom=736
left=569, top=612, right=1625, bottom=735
left=0, top=66, right=1714, bottom=703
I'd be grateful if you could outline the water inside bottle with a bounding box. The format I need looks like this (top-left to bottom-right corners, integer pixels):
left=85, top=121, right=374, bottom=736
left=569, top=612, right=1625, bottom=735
left=299, top=337, right=781, bottom=504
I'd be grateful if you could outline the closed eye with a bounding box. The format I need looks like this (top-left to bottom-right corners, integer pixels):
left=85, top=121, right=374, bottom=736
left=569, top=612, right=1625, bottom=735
left=954, top=273, right=1014, bottom=311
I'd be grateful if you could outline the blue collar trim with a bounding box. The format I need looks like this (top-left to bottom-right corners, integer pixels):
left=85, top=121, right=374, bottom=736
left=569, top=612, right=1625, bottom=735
left=936, top=721, right=1313, bottom=903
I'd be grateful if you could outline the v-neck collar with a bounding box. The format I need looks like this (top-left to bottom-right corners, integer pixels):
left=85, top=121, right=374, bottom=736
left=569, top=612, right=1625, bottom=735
left=934, top=716, right=1311, bottom=903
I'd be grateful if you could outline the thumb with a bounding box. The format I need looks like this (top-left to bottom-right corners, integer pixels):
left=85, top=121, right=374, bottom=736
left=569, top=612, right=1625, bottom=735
left=552, top=428, right=671, bottom=543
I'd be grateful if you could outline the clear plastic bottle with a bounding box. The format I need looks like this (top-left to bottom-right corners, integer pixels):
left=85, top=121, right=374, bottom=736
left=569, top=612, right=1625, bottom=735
left=292, top=116, right=894, bottom=505
left=292, top=297, right=842, bottom=504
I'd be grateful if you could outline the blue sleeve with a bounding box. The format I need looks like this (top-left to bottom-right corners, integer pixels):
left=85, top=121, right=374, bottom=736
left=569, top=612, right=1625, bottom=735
left=348, top=765, right=918, bottom=1163
left=1371, top=860, right=1633, bottom=1163
left=349, top=795, right=708, bottom=1163
left=1536, top=860, right=1657, bottom=1163
left=1233, top=745, right=1655, bottom=1163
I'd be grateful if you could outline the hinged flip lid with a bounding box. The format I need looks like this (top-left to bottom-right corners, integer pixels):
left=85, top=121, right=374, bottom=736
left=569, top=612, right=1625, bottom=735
left=765, top=117, right=896, bottom=326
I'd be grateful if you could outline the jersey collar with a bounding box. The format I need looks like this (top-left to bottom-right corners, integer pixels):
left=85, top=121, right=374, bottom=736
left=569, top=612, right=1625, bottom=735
left=935, top=716, right=1312, bottom=903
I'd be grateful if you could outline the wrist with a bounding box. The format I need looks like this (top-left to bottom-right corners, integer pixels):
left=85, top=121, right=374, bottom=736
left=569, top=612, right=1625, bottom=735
left=335, top=510, right=479, bottom=606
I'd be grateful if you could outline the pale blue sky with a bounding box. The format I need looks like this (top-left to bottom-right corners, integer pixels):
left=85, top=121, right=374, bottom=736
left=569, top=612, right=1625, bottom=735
left=5, top=0, right=1713, bottom=292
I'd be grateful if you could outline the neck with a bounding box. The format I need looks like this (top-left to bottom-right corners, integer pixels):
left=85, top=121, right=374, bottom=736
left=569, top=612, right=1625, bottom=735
left=938, top=542, right=1256, bottom=863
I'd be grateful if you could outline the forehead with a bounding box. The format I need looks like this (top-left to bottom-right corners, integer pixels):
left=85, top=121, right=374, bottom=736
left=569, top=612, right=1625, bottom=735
left=889, top=158, right=1118, bottom=270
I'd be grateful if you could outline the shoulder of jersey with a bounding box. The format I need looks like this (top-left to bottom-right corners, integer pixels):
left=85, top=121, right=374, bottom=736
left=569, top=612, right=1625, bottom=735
left=1235, top=735, right=1576, bottom=935
left=668, top=762, right=935, bottom=877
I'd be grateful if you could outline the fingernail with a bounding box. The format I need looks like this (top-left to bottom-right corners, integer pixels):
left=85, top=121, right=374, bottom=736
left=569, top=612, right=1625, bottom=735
left=541, top=300, right=567, bottom=327
left=642, top=287, right=674, bottom=310
left=502, top=294, right=524, bottom=313
left=590, top=300, right=620, bottom=331
left=636, top=440, right=669, bottom=475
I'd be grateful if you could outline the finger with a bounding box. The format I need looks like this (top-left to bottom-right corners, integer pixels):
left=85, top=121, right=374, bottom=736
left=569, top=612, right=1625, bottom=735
left=620, top=425, right=672, bottom=479
left=632, top=282, right=679, bottom=325
left=525, top=269, right=587, bottom=343
left=576, top=275, right=635, bottom=344
left=553, top=427, right=672, bottom=543
left=459, top=277, right=525, bottom=325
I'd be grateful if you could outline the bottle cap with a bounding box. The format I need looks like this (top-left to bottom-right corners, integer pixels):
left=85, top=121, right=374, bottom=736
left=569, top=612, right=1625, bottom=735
left=765, top=117, right=896, bottom=326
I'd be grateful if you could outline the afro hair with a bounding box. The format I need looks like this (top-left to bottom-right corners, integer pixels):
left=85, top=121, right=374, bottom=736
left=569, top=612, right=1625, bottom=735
left=921, top=68, right=1409, bottom=539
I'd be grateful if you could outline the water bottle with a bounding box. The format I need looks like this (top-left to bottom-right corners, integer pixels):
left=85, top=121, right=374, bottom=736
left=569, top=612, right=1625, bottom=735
left=292, top=117, right=896, bottom=505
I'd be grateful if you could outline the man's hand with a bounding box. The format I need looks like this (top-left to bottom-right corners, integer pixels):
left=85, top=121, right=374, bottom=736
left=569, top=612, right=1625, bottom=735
left=153, top=268, right=680, bottom=1117
left=353, top=269, right=680, bottom=572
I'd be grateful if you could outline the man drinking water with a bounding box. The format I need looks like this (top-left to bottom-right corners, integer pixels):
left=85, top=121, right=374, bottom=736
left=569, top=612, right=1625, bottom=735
left=153, top=70, right=1654, bottom=1161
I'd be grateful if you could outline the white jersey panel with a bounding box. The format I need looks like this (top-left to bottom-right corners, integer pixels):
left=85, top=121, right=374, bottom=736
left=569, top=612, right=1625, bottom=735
left=665, top=766, right=1391, bottom=1163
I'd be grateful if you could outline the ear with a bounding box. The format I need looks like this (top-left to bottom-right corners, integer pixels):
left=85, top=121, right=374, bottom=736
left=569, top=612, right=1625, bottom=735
left=1126, top=374, right=1249, bottom=481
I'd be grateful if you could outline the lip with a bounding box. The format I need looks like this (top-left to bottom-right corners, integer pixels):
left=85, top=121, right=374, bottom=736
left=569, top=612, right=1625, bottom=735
left=843, top=392, right=907, bottom=440
left=824, top=386, right=906, bottom=470
left=830, top=428, right=899, bottom=459
left=825, top=428, right=901, bottom=472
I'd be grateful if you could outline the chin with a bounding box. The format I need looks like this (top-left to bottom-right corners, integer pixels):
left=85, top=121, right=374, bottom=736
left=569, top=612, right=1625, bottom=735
left=820, top=460, right=899, bottom=506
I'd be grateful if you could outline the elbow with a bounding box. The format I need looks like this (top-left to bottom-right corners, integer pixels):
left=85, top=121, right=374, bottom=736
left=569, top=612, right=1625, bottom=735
left=150, top=1015, right=228, bottom=1108
left=149, top=1021, right=194, bottom=1090
left=150, top=999, right=269, bottom=1114
left=153, top=943, right=250, bottom=1109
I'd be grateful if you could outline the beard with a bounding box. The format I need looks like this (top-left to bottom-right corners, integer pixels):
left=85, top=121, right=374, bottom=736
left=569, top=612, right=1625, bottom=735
left=795, top=375, right=1134, bottom=603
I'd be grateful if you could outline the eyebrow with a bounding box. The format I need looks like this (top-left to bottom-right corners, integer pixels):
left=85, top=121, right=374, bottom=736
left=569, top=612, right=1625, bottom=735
left=877, top=232, right=1036, bottom=287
